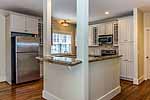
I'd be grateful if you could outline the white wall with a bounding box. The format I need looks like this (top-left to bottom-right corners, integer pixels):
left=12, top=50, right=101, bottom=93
left=0, top=15, right=6, bottom=82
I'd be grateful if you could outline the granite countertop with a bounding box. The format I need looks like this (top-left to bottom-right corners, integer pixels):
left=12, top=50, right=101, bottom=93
left=89, top=55, right=122, bottom=63
left=36, top=55, right=122, bottom=66
left=36, top=56, right=82, bottom=66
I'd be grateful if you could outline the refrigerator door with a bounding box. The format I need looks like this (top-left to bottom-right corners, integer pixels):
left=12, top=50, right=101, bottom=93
left=16, top=36, right=40, bottom=53
left=16, top=52, right=40, bottom=84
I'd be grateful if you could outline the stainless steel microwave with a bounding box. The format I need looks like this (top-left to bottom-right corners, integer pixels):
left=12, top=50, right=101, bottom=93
left=98, top=35, right=113, bottom=45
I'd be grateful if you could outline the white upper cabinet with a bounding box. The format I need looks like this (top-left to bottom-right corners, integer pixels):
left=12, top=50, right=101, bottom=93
left=105, top=22, right=113, bottom=35
left=10, top=14, right=26, bottom=33
left=26, top=17, right=39, bottom=34
left=98, top=23, right=105, bottom=35
left=10, top=14, right=39, bottom=34
left=98, top=22, right=113, bottom=35
left=88, top=25, right=98, bottom=46
left=118, top=16, right=134, bottom=43
left=88, top=25, right=93, bottom=46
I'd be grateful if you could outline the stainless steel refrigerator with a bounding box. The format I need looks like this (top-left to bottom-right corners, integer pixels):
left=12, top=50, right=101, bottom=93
left=11, top=36, right=40, bottom=84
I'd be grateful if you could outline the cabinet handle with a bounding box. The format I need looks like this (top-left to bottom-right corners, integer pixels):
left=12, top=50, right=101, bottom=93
left=146, top=56, right=149, bottom=59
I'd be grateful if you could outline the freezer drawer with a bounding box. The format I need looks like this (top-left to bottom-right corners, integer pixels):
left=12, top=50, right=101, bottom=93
left=16, top=53, right=40, bottom=84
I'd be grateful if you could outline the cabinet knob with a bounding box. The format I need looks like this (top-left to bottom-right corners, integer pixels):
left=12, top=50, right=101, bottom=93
left=146, top=56, right=149, bottom=59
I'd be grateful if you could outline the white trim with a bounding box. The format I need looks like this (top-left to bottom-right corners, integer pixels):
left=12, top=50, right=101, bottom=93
left=97, top=86, right=121, bottom=100
left=133, top=75, right=145, bottom=85
left=138, top=76, right=145, bottom=84
left=133, top=78, right=139, bottom=85
left=42, top=90, right=63, bottom=100
left=133, top=8, right=139, bottom=85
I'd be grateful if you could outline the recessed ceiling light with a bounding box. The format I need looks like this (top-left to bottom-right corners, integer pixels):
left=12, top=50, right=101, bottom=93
left=105, top=11, right=110, bottom=15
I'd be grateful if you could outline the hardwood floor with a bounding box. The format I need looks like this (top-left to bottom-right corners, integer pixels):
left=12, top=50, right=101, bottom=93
left=112, top=80, right=150, bottom=100
left=0, top=79, right=150, bottom=100
left=0, top=80, right=45, bottom=100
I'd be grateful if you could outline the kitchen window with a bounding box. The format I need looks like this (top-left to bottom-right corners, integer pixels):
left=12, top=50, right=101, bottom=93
left=51, top=32, right=72, bottom=54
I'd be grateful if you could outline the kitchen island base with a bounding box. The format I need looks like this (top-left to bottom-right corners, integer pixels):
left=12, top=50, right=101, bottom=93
left=42, top=57, right=121, bottom=100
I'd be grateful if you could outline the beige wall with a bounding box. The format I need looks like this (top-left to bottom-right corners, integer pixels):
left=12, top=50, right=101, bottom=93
left=137, top=9, right=144, bottom=78
left=52, top=18, right=76, bottom=54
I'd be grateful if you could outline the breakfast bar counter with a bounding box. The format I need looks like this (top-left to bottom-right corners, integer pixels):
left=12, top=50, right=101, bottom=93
left=37, top=54, right=121, bottom=100
left=36, top=55, right=122, bottom=66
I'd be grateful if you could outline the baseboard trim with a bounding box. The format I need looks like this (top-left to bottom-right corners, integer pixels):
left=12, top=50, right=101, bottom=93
left=42, top=90, right=63, bottom=100
left=133, top=76, right=145, bottom=85
left=138, top=76, right=145, bottom=84
left=97, top=86, right=121, bottom=100
left=120, top=76, right=133, bottom=82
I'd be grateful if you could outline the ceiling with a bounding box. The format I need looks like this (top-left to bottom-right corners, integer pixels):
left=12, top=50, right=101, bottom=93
left=0, top=0, right=150, bottom=22
left=0, top=0, right=43, bottom=16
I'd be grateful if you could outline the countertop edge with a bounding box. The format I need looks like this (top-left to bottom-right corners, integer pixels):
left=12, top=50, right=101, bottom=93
left=36, top=55, right=122, bottom=66
left=89, top=55, right=122, bottom=63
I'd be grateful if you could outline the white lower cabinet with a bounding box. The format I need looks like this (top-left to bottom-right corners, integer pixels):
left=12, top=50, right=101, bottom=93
left=120, top=60, right=127, bottom=78
left=120, top=60, right=134, bottom=81
left=126, top=61, right=134, bottom=80
left=119, top=42, right=134, bottom=81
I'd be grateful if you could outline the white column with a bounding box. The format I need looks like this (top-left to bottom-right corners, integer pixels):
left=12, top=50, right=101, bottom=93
left=77, top=0, right=89, bottom=99
left=43, top=0, right=51, bottom=98
left=43, top=0, right=51, bottom=56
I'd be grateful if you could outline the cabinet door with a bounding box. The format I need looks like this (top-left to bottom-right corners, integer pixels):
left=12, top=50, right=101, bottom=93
left=118, top=17, right=134, bottom=43
left=113, top=22, right=119, bottom=45
left=127, top=42, right=134, bottom=61
left=105, top=22, right=113, bottom=35
left=119, top=43, right=128, bottom=60
left=88, top=26, right=93, bottom=46
left=10, top=14, right=26, bottom=33
left=120, top=60, right=127, bottom=78
left=127, top=17, right=134, bottom=42
left=118, top=19, right=127, bottom=43
left=126, top=61, right=134, bottom=79
left=98, top=23, right=105, bottom=35
left=26, top=17, right=39, bottom=34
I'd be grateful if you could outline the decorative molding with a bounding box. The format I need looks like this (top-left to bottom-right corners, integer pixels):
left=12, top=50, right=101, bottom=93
left=133, top=78, right=139, bottom=85
left=42, top=90, right=63, bottom=100
left=138, top=76, right=145, bottom=84
left=97, top=86, right=121, bottom=100
left=133, top=76, right=145, bottom=85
